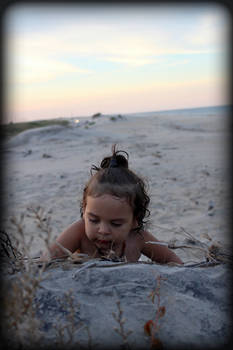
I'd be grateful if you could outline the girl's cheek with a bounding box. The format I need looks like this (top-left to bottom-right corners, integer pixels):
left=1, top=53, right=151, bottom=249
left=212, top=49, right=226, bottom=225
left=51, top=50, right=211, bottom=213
left=85, top=231, right=95, bottom=242
left=84, top=222, right=94, bottom=238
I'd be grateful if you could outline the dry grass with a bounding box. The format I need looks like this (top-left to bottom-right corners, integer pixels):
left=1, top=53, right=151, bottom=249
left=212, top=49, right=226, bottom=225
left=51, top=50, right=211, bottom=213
left=1, top=211, right=48, bottom=348
left=1, top=206, right=230, bottom=348
left=146, top=225, right=232, bottom=267
left=144, top=275, right=167, bottom=349
left=0, top=206, right=132, bottom=349
left=112, top=288, right=132, bottom=350
left=2, top=262, right=46, bottom=348
left=2, top=118, right=69, bottom=139
left=0, top=206, right=91, bottom=349
left=53, top=289, right=92, bottom=349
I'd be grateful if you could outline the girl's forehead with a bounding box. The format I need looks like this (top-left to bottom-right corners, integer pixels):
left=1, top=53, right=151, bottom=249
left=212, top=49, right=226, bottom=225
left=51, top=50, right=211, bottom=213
left=85, top=194, right=133, bottom=214
left=86, top=193, right=129, bottom=204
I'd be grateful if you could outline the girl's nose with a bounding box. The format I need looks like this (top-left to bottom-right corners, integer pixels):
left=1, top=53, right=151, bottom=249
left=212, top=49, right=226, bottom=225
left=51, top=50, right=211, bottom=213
left=98, top=222, right=110, bottom=235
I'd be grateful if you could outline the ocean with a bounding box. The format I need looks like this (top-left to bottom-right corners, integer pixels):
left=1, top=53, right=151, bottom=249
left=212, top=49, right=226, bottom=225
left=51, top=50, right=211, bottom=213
left=124, top=105, right=231, bottom=119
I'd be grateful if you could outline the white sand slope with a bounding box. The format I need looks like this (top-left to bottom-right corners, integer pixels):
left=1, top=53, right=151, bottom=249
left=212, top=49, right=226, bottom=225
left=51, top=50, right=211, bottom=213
left=2, top=112, right=231, bottom=262
left=4, top=261, right=232, bottom=349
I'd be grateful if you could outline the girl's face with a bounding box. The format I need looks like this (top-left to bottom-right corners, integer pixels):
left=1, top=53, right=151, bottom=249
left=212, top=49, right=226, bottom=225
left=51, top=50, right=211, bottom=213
left=83, top=194, right=137, bottom=252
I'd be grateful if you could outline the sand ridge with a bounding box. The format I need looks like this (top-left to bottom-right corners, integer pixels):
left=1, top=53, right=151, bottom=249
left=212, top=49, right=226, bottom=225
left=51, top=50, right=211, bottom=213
left=2, top=112, right=231, bottom=262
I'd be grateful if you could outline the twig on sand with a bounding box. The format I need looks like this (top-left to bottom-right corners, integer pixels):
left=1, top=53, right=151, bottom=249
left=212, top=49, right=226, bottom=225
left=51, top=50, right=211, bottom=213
left=145, top=226, right=232, bottom=267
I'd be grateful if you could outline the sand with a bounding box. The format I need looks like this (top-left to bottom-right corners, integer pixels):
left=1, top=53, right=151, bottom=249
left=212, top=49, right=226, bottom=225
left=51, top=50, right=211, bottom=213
left=2, top=112, right=232, bottom=349
left=3, top=261, right=231, bottom=349
left=2, top=111, right=232, bottom=263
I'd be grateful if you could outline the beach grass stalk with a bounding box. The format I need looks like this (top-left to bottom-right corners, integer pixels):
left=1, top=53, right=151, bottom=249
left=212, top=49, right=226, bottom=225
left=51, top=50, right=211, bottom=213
left=1, top=119, right=70, bottom=139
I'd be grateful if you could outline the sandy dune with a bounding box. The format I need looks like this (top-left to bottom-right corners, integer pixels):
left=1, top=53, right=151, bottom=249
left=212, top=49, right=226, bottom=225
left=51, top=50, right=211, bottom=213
left=2, top=112, right=231, bottom=262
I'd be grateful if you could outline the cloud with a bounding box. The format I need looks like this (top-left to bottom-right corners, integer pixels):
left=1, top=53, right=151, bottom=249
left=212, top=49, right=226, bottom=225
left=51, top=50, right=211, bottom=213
left=6, top=7, right=228, bottom=88
left=184, top=12, right=229, bottom=49
left=101, top=56, right=157, bottom=67
left=166, top=59, right=190, bottom=67
left=12, top=59, right=92, bottom=85
left=7, top=37, right=93, bottom=84
left=8, top=26, right=216, bottom=83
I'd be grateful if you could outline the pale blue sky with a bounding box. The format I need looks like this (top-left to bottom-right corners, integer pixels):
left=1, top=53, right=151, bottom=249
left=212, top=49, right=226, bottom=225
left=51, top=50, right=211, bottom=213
left=4, top=3, right=230, bottom=122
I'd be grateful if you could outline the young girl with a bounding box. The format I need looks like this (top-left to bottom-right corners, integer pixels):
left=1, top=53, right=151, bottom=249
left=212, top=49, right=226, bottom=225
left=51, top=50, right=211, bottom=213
left=42, top=145, right=183, bottom=264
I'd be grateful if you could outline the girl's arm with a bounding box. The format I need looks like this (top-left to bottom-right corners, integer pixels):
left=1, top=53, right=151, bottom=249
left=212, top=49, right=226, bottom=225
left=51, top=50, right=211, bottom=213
left=141, top=230, right=183, bottom=264
left=40, top=219, right=85, bottom=260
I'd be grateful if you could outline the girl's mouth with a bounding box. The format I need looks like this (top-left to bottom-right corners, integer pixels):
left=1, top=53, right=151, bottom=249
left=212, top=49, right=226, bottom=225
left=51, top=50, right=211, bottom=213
left=98, top=239, right=111, bottom=245
left=95, top=239, right=112, bottom=249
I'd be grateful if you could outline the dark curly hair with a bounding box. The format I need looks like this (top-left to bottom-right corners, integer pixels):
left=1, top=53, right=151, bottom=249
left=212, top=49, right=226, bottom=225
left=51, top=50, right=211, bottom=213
left=80, top=144, right=150, bottom=233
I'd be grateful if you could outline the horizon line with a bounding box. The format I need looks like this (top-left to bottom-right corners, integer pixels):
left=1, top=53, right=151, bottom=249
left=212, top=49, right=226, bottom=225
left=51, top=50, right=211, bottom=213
left=4, top=103, right=230, bottom=125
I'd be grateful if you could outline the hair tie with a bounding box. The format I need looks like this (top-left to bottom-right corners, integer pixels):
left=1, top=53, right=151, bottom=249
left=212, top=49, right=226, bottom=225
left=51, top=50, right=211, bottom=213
left=109, top=157, right=118, bottom=168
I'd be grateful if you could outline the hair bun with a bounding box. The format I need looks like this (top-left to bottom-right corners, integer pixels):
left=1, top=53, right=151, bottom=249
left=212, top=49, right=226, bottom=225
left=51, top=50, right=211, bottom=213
left=100, top=145, right=129, bottom=169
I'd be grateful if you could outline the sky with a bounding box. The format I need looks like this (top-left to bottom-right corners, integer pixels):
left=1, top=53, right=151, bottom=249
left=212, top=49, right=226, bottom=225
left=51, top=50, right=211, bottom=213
left=3, top=3, right=231, bottom=123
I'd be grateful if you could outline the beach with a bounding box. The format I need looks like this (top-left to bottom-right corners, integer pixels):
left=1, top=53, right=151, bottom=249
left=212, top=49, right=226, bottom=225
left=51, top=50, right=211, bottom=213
left=2, top=108, right=232, bottom=349
left=2, top=108, right=231, bottom=263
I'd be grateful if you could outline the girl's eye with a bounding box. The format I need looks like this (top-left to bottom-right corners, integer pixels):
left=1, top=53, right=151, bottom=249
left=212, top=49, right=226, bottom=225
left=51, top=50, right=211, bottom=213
left=88, top=218, right=122, bottom=227
left=111, top=222, right=122, bottom=227
left=89, top=218, right=99, bottom=224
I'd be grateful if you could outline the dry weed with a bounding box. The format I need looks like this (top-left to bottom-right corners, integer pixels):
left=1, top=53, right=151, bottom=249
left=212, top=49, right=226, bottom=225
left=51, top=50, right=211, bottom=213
left=146, top=225, right=232, bottom=266
left=1, top=207, right=51, bottom=348
left=112, top=288, right=132, bottom=350
left=1, top=206, right=91, bottom=349
left=53, top=289, right=92, bottom=349
left=2, top=264, right=46, bottom=348
left=144, top=275, right=167, bottom=349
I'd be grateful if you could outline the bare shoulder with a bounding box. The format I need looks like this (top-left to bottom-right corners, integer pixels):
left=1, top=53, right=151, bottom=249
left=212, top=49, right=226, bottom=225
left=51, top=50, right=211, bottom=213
left=57, top=219, right=85, bottom=249
left=46, top=219, right=86, bottom=259
left=62, top=219, right=85, bottom=234
left=140, top=230, right=160, bottom=242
